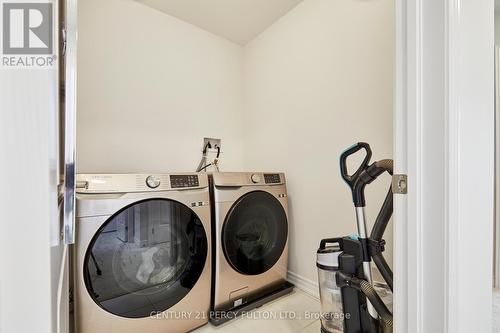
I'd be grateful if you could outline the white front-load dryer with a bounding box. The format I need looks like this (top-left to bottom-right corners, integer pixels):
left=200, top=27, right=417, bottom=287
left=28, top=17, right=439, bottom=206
left=74, top=173, right=211, bottom=333
left=209, top=172, right=293, bottom=324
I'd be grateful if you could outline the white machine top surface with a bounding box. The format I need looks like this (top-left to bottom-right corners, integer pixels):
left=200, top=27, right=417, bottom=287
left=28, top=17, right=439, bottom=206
left=211, top=172, right=285, bottom=186
left=76, top=173, right=208, bottom=193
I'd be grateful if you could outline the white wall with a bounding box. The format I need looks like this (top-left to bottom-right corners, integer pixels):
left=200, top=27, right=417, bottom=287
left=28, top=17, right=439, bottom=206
left=242, top=0, right=394, bottom=287
left=77, top=0, right=245, bottom=173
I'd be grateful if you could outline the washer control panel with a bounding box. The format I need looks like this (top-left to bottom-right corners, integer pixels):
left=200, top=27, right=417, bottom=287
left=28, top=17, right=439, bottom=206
left=170, top=175, right=199, bottom=188
left=264, top=173, right=281, bottom=184
left=75, top=173, right=208, bottom=193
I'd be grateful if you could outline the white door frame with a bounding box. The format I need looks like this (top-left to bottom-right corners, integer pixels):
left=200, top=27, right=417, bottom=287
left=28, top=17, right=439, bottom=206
left=395, top=0, right=495, bottom=332
left=0, top=1, right=63, bottom=333
left=495, top=46, right=500, bottom=289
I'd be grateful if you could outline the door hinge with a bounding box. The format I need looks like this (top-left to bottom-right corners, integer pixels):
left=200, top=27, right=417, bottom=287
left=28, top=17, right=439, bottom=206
left=61, top=26, right=67, bottom=57
left=392, top=174, right=408, bottom=194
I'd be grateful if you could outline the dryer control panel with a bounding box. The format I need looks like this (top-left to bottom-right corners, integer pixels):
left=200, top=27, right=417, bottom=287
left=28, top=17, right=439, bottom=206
left=211, top=172, right=285, bottom=187
left=264, top=173, right=281, bottom=184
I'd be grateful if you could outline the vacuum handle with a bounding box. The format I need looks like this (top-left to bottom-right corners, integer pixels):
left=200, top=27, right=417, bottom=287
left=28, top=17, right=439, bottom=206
left=319, top=237, right=343, bottom=250
left=340, top=143, right=372, bottom=206
left=340, top=142, right=372, bottom=188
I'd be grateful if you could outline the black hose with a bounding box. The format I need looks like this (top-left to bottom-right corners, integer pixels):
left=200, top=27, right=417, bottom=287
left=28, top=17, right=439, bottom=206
left=372, top=252, right=393, bottom=291
left=203, top=142, right=212, bottom=154
left=371, top=186, right=393, bottom=240
left=198, top=163, right=213, bottom=172
left=370, top=186, right=393, bottom=291
left=368, top=160, right=394, bottom=291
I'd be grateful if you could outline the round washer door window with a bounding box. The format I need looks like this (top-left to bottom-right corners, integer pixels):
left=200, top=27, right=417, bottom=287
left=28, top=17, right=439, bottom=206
left=84, top=199, right=207, bottom=318
left=222, top=191, right=288, bottom=275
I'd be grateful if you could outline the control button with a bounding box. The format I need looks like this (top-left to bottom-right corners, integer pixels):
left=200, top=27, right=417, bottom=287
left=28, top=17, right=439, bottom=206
left=146, top=175, right=161, bottom=189
left=251, top=174, right=261, bottom=183
left=264, top=173, right=281, bottom=184
left=170, top=175, right=199, bottom=188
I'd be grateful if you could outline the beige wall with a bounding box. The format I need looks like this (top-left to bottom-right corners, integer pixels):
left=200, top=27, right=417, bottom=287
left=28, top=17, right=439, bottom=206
left=77, top=0, right=245, bottom=173
left=242, top=0, right=394, bottom=284
left=78, top=0, right=394, bottom=287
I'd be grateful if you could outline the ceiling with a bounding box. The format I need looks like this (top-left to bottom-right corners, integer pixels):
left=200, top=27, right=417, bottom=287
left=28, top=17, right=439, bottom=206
left=135, top=0, right=304, bottom=45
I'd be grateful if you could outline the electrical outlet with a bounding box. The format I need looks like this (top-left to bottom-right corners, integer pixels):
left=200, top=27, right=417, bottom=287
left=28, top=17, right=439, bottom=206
left=203, top=138, right=221, bottom=153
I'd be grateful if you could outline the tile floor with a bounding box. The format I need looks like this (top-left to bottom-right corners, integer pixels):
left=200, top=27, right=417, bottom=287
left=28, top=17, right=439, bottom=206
left=193, top=288, right=500, bottom=332
left=193, top=289, right=322, bottom=333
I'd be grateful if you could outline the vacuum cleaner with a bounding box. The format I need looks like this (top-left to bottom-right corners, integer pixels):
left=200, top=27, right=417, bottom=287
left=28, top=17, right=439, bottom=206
left=317, top=142, right=394, bottom=333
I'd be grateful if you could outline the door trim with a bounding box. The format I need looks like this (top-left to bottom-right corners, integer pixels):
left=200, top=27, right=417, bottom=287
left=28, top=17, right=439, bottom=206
left=495, top=46, right=500, bottom=289
left=395, top=0, right=494, bottom=332
left=444, top=1, right=494, bottom=332
left=394, top=0, right=421, bottom=331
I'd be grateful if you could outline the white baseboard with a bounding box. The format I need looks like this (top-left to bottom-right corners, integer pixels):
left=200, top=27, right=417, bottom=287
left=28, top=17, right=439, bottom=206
left=287, top=270, right=319, bottom=299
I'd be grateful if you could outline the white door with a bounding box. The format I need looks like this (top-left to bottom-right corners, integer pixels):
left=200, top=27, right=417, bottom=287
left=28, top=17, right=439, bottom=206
left=0, top=0, right=68, bottom=332
left=394, top=0, right=494, bottom=332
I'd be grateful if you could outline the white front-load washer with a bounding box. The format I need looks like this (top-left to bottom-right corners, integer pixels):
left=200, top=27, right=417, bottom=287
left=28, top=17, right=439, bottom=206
left=209, top=172, right=293, bottom=324
left=74, top=173, right=211, bottom=333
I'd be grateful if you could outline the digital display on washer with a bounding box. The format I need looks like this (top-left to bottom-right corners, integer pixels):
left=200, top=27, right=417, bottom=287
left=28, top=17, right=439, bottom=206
left=170, top=175, right=199, bottom=188
left=264, top=173, right=281, bottom=184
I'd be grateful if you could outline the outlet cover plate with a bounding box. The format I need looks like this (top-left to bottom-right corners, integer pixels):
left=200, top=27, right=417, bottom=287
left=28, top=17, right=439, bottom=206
left=203, top=138, right=221, bottom=152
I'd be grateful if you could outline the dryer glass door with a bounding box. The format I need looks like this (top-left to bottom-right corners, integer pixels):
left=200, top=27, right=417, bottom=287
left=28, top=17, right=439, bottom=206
left=83, top=198, right=207, bottom=318
left=222, top=191, right=288, bottom=275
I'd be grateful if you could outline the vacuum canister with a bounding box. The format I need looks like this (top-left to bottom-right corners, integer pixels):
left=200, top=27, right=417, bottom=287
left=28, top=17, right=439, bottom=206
left=317, top=239, right=344, bottom=333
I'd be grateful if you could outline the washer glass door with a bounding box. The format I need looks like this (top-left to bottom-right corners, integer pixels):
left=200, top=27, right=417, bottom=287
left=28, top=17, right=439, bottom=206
left=84, top=198, right=207, bottom=318
left=222, top=191, right=288, bottom=275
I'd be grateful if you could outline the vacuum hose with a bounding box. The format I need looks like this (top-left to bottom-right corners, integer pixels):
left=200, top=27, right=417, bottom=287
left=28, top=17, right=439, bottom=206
left=359, top=280, right=393, bottom=328
left=363, top=158, right=394, bottom=331
left=374, top=159, right=393, bottom=172
left=337, top=271, right=393, bottom=328
left=367, top=159, right=394, bottom=291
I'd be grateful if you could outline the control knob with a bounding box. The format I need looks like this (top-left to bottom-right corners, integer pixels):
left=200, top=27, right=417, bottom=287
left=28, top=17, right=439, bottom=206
left=146, top=175, right=161, bottom=188
left=251, top=174, right=261, bottom=183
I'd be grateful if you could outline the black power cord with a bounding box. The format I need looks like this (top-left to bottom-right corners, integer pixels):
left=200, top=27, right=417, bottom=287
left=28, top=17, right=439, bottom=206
left=196, top=142, right=221, bottom=172
left=203, top=142, right=212, bottom=154
left=198, top=163, right=213, bottom=172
